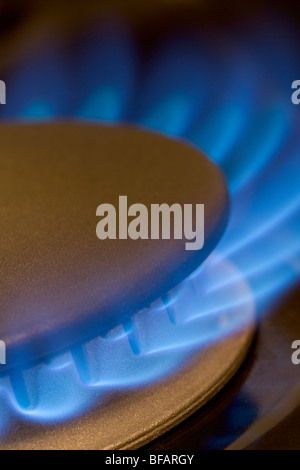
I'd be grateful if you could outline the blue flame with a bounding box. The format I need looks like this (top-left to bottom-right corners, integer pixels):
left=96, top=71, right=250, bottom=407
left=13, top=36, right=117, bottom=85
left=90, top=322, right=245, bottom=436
left=75, top=19, right=136, bottom=122
left=2, top=41, right=68, bottom=120
left=134, top=34, right=209, bottom=135
left=0, top=16, right=300, bottom=432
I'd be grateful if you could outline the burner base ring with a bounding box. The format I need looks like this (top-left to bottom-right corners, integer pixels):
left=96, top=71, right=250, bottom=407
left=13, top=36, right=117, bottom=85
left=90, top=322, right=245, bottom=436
left=1, top=257, right=255, bottom=450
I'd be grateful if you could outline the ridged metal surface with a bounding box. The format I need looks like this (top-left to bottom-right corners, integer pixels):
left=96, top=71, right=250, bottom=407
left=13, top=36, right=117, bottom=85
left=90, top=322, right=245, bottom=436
left=0, top=256, right=255, bottom=450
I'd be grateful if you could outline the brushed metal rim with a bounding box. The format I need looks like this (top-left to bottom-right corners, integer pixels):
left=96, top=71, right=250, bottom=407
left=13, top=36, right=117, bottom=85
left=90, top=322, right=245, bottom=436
left=0, top=265, right=255, bottom=450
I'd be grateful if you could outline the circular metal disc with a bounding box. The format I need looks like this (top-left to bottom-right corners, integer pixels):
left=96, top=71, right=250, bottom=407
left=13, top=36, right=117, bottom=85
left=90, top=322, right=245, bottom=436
left=0, top=123, right=229, bottom=371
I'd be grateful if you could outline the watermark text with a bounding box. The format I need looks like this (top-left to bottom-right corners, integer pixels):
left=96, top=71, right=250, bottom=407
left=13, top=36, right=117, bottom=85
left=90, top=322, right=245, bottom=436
left=96, top=196, right=205, bottom=251
left=292, top=340, right=300, bottom=365
left=0, top=80, right=6, bottom=104
left=291, top=80, right=300, bottom=105
left=0, top=341, right=6, bottom=365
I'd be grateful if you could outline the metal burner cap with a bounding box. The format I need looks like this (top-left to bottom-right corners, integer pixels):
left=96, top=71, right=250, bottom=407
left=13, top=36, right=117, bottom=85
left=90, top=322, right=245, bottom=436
left=0, top=123, right=229, bottom=370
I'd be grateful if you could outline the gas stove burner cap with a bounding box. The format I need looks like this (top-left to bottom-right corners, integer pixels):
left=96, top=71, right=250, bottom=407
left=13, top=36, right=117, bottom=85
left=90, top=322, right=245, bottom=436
left=0, top=122, right=229, bottom=371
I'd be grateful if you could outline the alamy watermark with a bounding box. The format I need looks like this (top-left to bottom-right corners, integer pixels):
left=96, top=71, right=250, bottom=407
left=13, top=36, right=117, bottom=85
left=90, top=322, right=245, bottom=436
left=291, top=80, right=300, bottom=105
left=291, top=340, right=300, bottom=365
left=96, top=196, right=205, bottom=251
left=0, top=80, right=6, bottom=104
left=0, top=341, right=6, bottom=365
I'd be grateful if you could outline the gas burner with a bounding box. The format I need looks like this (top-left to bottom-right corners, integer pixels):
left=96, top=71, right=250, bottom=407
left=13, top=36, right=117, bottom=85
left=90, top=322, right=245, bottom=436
left=0, top=254, right=255, bottom=450
left=0, top=1, right=299, bottom=450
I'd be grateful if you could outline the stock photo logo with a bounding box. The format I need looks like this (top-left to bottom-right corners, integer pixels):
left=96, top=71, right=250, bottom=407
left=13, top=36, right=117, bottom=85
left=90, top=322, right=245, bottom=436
left=291, top=80, right=300, bottom=105
left=292, top=341, right=300, bottom=365
left=96, top=196, right=205, bottom=251
left=0, top=80, right=6, bottom=105
left=0, top=342, right=6, bottom=365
